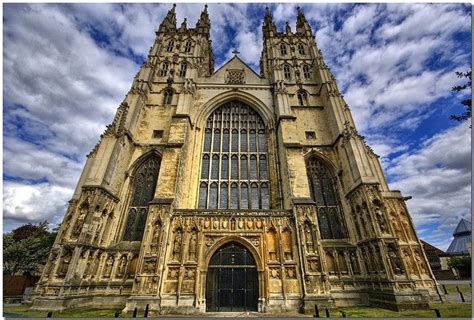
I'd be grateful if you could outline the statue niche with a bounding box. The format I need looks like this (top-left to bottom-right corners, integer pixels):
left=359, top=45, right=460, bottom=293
left=281, top=228, right=293, bottom=261
left=71, top=202, right=89, bottom=239
left=267, top=228, right=278, bottom=261
left=188, top=229, right=198, bottom=261
left=172, top=228, right=183, bottom=261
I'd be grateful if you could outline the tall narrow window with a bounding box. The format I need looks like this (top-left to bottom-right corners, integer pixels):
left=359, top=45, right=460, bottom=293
left=241, top=183, right=249, bottom=209
left=280, top=43, right=287, bottom=55
left=211, top=155, right=219, bottom=180
left=123, top=155, right=160, bottom=241
left=283, top=64, right=291, bottom=80
left=198, top=101, right=270, bottom=209
left=297, top=90, right=308, bottom=106
left=184, top=40, right=192, bottom=53
left=220, top=183, right=228, bottom=209
left=303, top=65, right=311, bottom=79
left=209, top=183, right=218, bottom=209
left=198, top=183, right=208, bottom=209
left=307, top=157, right=346, bottom=239
left=250, top=183, right=259, bottom=209
left=298, top=43, right=306, bottom=55
left=179, top=63, right=187, bottom=77
left=221, top=155, right=229, bottom=179
left=167, top=40, right=174, bottom=52
left=222, top=130, right=230, bottom=152
left=160, top=61, right=169, bottom=77
left=163, top=89, right=173, bottom=105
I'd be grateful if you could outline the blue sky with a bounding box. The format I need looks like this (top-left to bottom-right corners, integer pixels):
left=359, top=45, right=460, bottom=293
left=3, top=3, right=471, bottom=250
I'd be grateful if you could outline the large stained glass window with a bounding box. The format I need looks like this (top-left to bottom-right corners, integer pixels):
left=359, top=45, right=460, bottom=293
left=198, top=101, right=270, bottom=209
left=307, top=157, right=346, bottom=239
left=123, top=155, right=160, bottom=241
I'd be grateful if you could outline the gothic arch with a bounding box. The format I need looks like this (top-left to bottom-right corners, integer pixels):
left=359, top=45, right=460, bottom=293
left=194, top=91, right=275, bottom=130
left=203, top=236, right=263, bottom=272
left=303, top=150, right=338, bottom=175
left=127, top=150, right=163, bottom=179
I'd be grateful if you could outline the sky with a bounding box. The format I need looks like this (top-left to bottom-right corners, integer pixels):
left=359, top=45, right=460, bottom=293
left=3, top=3, right=472, bottom=250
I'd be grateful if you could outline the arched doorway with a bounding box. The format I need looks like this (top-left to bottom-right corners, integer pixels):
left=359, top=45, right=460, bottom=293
left=206, top=242, right=258, bottom=312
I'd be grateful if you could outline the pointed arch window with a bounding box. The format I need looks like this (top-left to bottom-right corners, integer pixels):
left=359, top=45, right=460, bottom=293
left=298, top=43, right=306, bottom=55
left=306, top=157, right=347, bottom=239
left=302, top=65, right=311, bottom=79
left=123, top=155, right=160, bottom=241
left=283, top=64, right=292, bottom=80
left=160, top=61, right=169, bottom=77
left=167, top=40, right=174, bottom=52
left=179, top=62, right=187, bottom=77
left=297, top=90, right=308, bottom=106
left=184, top=40, right=192, bottom=53
left=163, top=89, right=173, bottom=105
left=198, top=101, right=270, bottom=209
left=280, top=43, right=287, bottom=56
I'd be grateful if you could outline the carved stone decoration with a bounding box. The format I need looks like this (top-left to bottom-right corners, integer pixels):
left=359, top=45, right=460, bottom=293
left=286, top=267, right=297, bottom=279
left=172, top=229, right=183, bottom=261
left=117, top=255, right=128, bottom=277
left=372, top=199, right=388, bottom=234
left=168, top=267, right=179, bottom=280
left=267, top=228, right=278, bottom=261
left=387, top=243, right=404, bottom=276
left=308, top=256, right=321, bottom=272
left=269, top=267, right=280, bottom=279
left=225, top=69, right=245, bottom=84
left=349, top=251, right=360, bottom=275
left=57, top=249, right=72, bottom=277
left=281, top=228, right=293, bottom=261
left=188, top=230, right=198, bottom=261
left=414, top=248, right=428, bottom=274
left=72, top=203, right=88, bottom=238
left=402, top=248, right=416, bottom=275
left=303, top=221, right=315, bottom=253
left=103, top=255, right=114, bottom=278
left=143, top=257, right=157, bottom=274
left=184, top=267, right=196, bottom=280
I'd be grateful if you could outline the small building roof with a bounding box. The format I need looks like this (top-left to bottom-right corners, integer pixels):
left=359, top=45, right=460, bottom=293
left=447, top=219, right=472, bottom=255
left=420, top=240, right=449, bottom=257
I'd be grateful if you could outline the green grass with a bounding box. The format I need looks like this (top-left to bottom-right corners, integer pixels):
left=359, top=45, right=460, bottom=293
left=441, top=284, right=472, bottom=294
left=3, top=302, right=472, bottom=318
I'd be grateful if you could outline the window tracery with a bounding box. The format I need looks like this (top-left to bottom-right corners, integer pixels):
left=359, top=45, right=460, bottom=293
left=179, top=63, right=187, bottom=77
left=198, top=101, right=270, bottom=209
left=123, top=155, right=160, bottom=241
left=307, top=157, right=346, bottom=239
left=160, top=61, right=169, bottom=77
left=280, top=43, right=287, bottom=55
left=167, top=40, right=174, bottom=52
left=298, top=43, right=306, bottom=55
left=303, top=64, right=311, bottom=79
left=297, top=90, right=308, bottom=106
left=283, top=64, right=292, bottom=80
left=163, top=89, right=173, bottom=105
left=184, top=40, right=192, bottom=53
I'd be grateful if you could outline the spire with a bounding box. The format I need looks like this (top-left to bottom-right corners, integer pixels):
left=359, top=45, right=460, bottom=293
left=296, top=6, right=313, bottom=35
left=262, top=6, right=276, bottom=37
left=159, top=4, right=177, bottom=32
left=196, top=4, right=210, bottom=33
left=180, top=18, right=187, bottom=31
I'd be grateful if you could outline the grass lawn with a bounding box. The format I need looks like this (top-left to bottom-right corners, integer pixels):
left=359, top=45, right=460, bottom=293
left=440, top=284, right=472, bottom=294
left=3, top=302, right=472, bottom=318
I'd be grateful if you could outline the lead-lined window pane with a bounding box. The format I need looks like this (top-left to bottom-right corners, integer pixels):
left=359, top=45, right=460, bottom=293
left=241, top=183, right=249, bottom=209
left=213, top=130, right=221, bottom=152
left=261, top=183, right=269, bottom=209
left=204, top=129, right=211, bottom=152
left=222, top=130, right=229, bottom=152
left=211, top=155, right=219, bottom=180
left=240, top=156, right=248, bottom=180
left=231, top=183, right=238, bottom=209
left=221, top=156, right=229, bottom=179
left=250, top=156, right=258, bottom=179
left=258, top=130, right=267, bottom=152
left=199, top=183, right=208, bottom=209
left=220, top=183, right=228, bottom=209
left=249, top=130, right=257, bottom=152
left=241, top=130, right=248, bottom=152
left=201, top=155, right=210, bottom=179
left=231, top=156, right=238, bottom=179
left=209, top=183, right=218, bottom=209
left=259, top=155, right=267, bottom=180
left=232, top=130, right=238, bottom=152
left=251, top=183, right=259, bottom=209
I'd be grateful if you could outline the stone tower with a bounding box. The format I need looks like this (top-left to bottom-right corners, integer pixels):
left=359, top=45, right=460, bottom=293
left=31, top=5, right=439, bottom=314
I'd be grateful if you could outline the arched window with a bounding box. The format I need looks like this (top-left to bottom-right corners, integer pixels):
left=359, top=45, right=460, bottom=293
left=280, top=43, right=287, bottom=55
left=179, top=62, right=187, bottom=77
left=283, top=64, right=291, bottom=80
left=123, top=155, right=160, bottom=241
left=298, top=43, right=306, bottom=55
left=297, top=90, right=308, bottom=106
left=198, top=101, right=270, bottom=209
left=307, top=157, right=346, bottom=239
left=199, top=182, right=208, bottom=209
left=163, top=89, right=173, bottom=105
left=184, top=40, right=192, bottom=53
left=160, top=61, right=169, bottom=77
left=303, top=65, right=311, bottom=79
left=167, top=40, right=174, bottom=52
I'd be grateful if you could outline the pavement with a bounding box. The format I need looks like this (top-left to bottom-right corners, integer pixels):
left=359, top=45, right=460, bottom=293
left=437, top=279, right=472, bottom=285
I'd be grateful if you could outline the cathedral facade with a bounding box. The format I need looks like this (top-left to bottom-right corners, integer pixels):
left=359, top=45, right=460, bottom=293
left=31, top=5, right=439, bottom=314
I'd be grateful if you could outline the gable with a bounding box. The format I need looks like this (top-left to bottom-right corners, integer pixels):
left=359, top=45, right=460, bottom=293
left=203, top=56, right=267, bottom=85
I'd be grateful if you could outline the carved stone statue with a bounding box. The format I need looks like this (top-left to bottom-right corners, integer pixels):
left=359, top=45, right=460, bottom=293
left=117, top=255, right=128, bottom=277
left=173, top=230, right=182, bottom=261
left=188, top=232, right=197, bottom=261
left=103, top=255, right=114, bottom=278
left=387, top=244, right=404, bottom=275
left=304, top=222, right=314, bottom=253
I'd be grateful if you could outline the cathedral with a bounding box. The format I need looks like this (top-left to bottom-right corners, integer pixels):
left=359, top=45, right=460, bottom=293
left=31, top=5, right=439, bottom=314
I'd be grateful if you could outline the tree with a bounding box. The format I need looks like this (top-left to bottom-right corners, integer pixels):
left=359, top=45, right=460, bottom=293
left=3, top=222, right=57, bottom=276
left=451, top=69, right=471, bottom=125
left=448, top=255, right=471, bottom=279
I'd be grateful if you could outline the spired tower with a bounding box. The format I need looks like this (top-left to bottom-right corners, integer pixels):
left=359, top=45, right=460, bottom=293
left=32, top=5, right=439, bottom=314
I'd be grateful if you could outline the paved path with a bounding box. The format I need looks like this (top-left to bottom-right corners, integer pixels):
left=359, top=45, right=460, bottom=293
left=437, top=279, right=472, bottom=285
